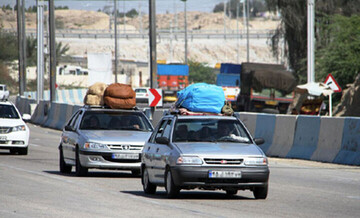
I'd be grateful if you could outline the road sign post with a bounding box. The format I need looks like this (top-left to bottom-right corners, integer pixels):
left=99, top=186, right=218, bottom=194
left=324, top=73, right=342, bottom=117
left=148, top=88, right=163, bottom=107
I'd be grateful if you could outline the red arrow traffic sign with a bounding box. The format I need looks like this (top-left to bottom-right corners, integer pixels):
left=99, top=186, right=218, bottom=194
left=324, top=74, right=342, bottom=93
left=148, top=88, right=163, bottom=107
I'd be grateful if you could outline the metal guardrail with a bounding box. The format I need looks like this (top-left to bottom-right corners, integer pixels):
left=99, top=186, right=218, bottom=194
left=4, top=28, right=275, bottom=39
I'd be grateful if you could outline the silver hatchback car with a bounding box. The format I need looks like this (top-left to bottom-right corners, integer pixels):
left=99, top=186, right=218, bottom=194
left=59, top=106, right=153, bottom=176
left=141, top=113, right=269, bottom=199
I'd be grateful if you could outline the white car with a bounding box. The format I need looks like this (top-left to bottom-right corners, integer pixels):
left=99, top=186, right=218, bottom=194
left=0, top=101, right=31, bottom=155
left=135, top=87, right=149, bottom=103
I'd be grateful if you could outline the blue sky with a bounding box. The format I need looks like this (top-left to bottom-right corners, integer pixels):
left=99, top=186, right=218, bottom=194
left=1, top=0, right=229, bottom=14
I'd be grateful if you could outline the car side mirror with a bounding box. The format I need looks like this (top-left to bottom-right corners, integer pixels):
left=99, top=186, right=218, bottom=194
left=155, top=137, right=169, bottom=145
left=254, top=138, right=265, bottom=145
left=22, top=114, right=31, bottom=122
left=64, top=125, right=74, bottom=132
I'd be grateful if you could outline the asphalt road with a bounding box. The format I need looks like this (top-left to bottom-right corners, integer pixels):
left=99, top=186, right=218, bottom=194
left=1, top=123, right=359, bottom=218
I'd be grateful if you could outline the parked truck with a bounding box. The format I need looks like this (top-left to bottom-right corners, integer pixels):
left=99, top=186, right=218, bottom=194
left=219, top=63, right=297, bottom=114
left=157, top=64, right=189, bottom=103
left=216, top=64, right=241, bottom=109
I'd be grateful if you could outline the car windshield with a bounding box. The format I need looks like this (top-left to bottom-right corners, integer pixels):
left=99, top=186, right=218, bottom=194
left=79, top=111, right=153, bottom=131
left=173, top=118, right=251, bottom=143
left=0, top=105, right=20, bottom=119
left=135, top=89, right=147, bottom=93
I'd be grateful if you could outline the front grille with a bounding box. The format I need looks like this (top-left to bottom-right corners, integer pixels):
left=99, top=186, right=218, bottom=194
left=0, top=127, right=11, bottom=134
left=204, top=158, right=243, bottom=165
left=108, top=144, right=143, bottom=151
left=102, top=155, right=141, bottom=163
left=0, top=141, right=9, bottom=144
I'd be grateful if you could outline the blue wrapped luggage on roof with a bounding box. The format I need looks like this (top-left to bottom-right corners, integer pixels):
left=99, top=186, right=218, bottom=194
left=176, top=83, right=225, bottom=114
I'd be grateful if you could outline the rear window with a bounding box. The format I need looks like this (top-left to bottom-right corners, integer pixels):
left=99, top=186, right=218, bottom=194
left=173, top=118, right=251, bottom=143
left=80, top=110, right=153, bottom=131
left=0, top=105, right=20, bottom=119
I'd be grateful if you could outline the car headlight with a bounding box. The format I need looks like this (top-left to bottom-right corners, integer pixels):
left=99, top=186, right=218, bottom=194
left=244, top=157, right=268, bottom=166
left=176, top=156, right=203, bottom=165
left=11, top=125, right=26, bottom=132
left=84, top=142, right=108, bottom=150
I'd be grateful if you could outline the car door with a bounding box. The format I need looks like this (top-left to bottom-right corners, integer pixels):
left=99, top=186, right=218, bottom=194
left=144, top=119, right=168, bottom=183
left=154, top=119, right=174, bottom=185
left=152, top=119, right=173, bottom=184
left=62, top=110, right=82, bottom=163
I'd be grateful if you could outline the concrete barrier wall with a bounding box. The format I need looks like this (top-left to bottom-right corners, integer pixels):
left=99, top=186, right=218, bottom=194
left=287, top=115, right=321, bottom=160
left=333, top=117, right=360, bottom=165
left=237, top=112, right=257, bottom=136
left=267, top=115, right=297, bottom=158
left=311, top=117, right=345, bottom=162
left=24, top=89, right=86, bottom=105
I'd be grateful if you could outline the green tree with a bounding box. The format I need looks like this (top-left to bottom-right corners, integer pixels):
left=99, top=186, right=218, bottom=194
left=316, top=15, right=360, bottom=90
left=0, top=30, right=18, bottom=61
left=265, top=0, right=360, bottom=83
left=188, top=60, right=216, bottom=84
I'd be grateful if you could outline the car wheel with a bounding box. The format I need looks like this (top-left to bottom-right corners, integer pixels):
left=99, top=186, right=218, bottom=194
left=59, top=145, right=72, bottom=173
left=18, top=147, right=28, bottom=155
left=165, top=169, right=180, bottom=198
left=75, top=147, right=88, bottom=177
left=253, top=184, right=268, bottom=199
left=131, top=169, right=141, bottom=176
left=142, top=167, right=156, bottom=194
left=225, top=190, right=238, bottom=195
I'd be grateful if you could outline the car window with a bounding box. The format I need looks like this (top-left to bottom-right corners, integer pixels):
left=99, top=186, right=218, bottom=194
left=135, top=89, right=147, bottom=93
left=69, top=111, right=82, bottom=128
left=173, top=119, right=251, bottom=143
left=67, top=111, right=79, bottom=126
left=79, top=110, right=153, bottom=131
left=154, top=120, right=168, bottom=140
left=0, top=105, right=20, bottom=119
left=162, top=120, right=173, bottom=138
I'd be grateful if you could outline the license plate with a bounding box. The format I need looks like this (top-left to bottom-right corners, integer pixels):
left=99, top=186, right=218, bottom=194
left=265, top=100, right=278, bottom=106
left=209, top=170, right=242, bottom=178
left=0, top=136, right=7, bottom=141
left=112, top=153, right=139, bottom=159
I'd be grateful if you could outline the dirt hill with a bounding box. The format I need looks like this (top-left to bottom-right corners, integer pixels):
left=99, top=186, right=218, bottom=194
left=0, top=9, right=279, bottom=31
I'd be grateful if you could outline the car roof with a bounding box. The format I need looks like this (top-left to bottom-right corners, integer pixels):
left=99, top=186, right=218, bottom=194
left=0, top=101, right=13, bottom=106
left=164, top=113, right=237, bottom=121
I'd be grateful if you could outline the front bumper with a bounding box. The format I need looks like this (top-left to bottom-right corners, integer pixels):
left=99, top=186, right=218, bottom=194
left=79, top=149, right=141, bottom=170
left=0, top=132, right=29, bottom=149
left=170, top=165, right=269, bottom=190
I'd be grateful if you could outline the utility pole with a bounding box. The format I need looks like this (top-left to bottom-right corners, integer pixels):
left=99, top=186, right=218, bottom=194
left=236, top=2, right=240, bottom=64
left=223, top=0, right=226, bottom=39
left=17, top=0, right=26, bottom=96
left=181, top=0, right=188, bottom=65
left=246, top=0, right=250, bottom=62
left=37, top=0, right=45, bottom=103
left=114, top=0, right=118, bottom=83
left=149, top=0, right=157, bottom=116
left=49, top=0, right=56, bottom=102
left=307, top=0, right=315, bottom=83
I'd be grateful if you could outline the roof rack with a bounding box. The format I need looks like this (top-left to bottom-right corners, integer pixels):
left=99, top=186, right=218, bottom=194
left=82, top=104, right=139, bottom=111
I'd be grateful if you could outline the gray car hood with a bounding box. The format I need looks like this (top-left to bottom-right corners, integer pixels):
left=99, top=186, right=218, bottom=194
left=81, top=130, right=152, bottom=145
left=174, top=142, right=264, bottom=157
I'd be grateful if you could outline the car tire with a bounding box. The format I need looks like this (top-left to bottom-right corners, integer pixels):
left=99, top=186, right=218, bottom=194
left=75, top=147, right=88, bottom=177
left=18, top=147, right=28, bottom=155
left=253, top=184, right=268, bottom=199
left=225, top=190, right=238, bottom=195
left=165, top=169, right=180, bottom=198
left=131, top=169, right=141, bottom=176
left=142, top=167, right=156, bottom=194
left=59, top=145, right=72, bottom=173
